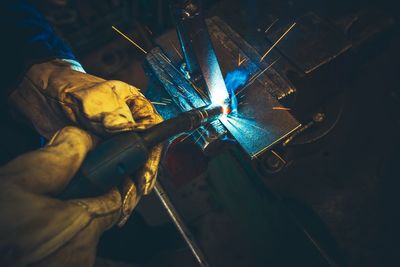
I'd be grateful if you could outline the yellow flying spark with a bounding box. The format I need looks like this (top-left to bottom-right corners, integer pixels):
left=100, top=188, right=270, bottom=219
left=259, top=22, right=296, bottom=62
left=112, top=25, right=147, bottom=55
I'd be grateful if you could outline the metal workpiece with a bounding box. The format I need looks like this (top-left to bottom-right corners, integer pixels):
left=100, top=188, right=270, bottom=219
left=170, top=0, right=201, bottom=75
left=171, top=0, right=229, bottom=104
left=219, top=86, right=301, bottom=158
left=203, top=17, right=301, bottom=158
left=206, top=16, right=296, bottom=100
left=146, top=47, right=228, bottom=154
left=147, top=16, right=301, bottom=158
left=264, top=13, right=352, bottom=75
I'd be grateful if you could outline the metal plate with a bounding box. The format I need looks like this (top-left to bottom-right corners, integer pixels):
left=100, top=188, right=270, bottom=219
left=220, top=81, right=301, bottom=158
left=148, top=17, right=301, bottom=158
left=207, top=17, right=295, bottom=100
left=146, top=47, right=228, bottom=153
left=265, top=13, right=352, bottom=74
left=207, top=17, right=301, bottom=158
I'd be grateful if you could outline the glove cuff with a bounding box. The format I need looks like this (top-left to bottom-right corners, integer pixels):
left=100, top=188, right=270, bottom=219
left=61, top=59, right=86, bottom=73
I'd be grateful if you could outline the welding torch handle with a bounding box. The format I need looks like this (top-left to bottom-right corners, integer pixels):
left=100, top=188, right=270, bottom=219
left=58, top=106, right=217, bottom=267
left=59, top=131, right=149, bottom=199
left=59, top=105, right=223, bottom=199
left=143, top=105, right=222, bottom=147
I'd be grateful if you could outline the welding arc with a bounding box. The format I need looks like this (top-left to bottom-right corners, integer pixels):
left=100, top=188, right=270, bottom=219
left=112, top=25, right=148, bottom=55
left=259, top=22, right=296, bottom=62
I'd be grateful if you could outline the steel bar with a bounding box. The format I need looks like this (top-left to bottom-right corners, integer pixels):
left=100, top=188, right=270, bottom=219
left=154, top=182, right=210, bottom=267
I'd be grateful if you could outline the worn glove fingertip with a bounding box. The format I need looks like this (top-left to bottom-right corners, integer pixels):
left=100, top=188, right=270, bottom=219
left=118, top=179, right=140, bottom=227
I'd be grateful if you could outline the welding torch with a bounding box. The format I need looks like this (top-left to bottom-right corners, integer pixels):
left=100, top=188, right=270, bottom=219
left=58, top=105, right=225, bottom=267
left=60, top=104, right=225, bottom=199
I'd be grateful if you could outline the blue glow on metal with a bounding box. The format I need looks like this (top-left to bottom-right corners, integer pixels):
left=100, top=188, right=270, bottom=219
left=206, top=55, right=230, bottom=105
left=224, top=68, right=250, bottom=113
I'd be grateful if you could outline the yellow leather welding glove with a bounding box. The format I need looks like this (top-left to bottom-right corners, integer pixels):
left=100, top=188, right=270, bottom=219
left=8, top=59, right=163, bottom=224
left=0, top=127, right=126, bottom=267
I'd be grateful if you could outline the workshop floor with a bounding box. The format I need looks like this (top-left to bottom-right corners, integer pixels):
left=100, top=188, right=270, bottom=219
left=41, top=0, right=400, bottom=266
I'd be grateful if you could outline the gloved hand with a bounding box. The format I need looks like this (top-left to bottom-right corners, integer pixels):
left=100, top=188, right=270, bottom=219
left=0, top=127, right=125, bottom=267
left=8, top=59, right=163, bottom=224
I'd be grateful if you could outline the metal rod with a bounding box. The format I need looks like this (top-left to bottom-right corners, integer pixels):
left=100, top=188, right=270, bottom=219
left=154, top=181, right=210, bottom=267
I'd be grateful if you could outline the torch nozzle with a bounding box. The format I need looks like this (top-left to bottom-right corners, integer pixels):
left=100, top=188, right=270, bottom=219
left=142, top=104, right=224, bottom=147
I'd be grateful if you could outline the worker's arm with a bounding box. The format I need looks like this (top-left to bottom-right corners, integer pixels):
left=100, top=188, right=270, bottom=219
left=1, top=0, right=163, bottom=223
left=0, top=127, right=123, bottom=267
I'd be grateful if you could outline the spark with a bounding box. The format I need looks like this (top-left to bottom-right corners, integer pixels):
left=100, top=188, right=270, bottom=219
left=270, top=150, right=287, bottom=164
left=169, top=40, right=183, bottom=59
left=164, top=79, right=174, bottom=85
left=190, top=82, right=209, bottom=100
left=259, top=22, right=296, bottom=62
left=238, top=53, right=247, bottom=66
left=194, top=124, right=210, bottom=145
left=151, top=101, right=168, bottom=106
left=159, top=52, right=172, bottom=63
left=177, top=85, right=187, bottom=93
left=155, top=50, right=208, bottom=100
left=272, top=106, right=291, bottom=111
left=161, top=98, right=172, bottom=103
left=235, top=57, right=280, bottom=96
left=264, top=18, right=279, bottom=34
left=154, top=51, right=208, bottom=103
left=249, top=57, right=280, bottom=83
left=112, top=26, right=148, bottom=55
left=194, top=131, right=206, bottom=145
left=179, top=130, right=198, bottom=142
left=145, top=26, right=153, bottom=35
left=175, top=91, right=187, bottom=99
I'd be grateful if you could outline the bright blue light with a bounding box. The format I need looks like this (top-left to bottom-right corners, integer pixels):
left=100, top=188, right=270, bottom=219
left=225, top=68, right=249, bottom=92
left=206, top=54, right=230, bottom=105
left=224, top=68, right=250, bottom=113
